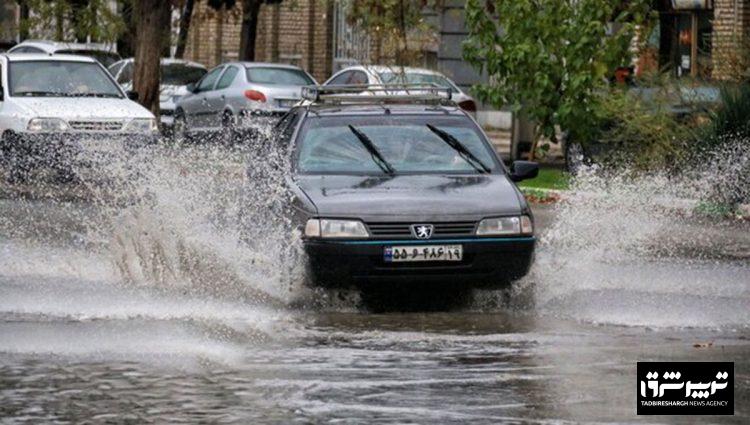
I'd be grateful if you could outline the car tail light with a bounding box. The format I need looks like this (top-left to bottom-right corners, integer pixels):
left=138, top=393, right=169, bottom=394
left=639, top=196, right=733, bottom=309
left=458, top=100, right=477, bottom=112
left=244, top=90, right=267, bottom=102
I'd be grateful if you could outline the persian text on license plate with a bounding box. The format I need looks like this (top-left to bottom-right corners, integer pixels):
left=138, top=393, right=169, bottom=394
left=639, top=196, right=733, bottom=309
left=384, top=245, right=462, bottom=262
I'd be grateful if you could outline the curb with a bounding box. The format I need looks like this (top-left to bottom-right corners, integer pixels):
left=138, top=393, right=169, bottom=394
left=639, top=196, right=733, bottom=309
left=519, top=187, right=750, bottom=219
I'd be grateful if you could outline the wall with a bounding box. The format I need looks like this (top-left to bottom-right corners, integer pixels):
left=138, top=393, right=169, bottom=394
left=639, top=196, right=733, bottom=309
left=185, top=0, right=333, bottom=82
left=712, top=0, right=750, bottom=80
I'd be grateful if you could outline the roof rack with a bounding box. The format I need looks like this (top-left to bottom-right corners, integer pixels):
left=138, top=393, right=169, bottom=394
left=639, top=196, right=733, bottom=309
left=301, top=84, right=454, bottom=106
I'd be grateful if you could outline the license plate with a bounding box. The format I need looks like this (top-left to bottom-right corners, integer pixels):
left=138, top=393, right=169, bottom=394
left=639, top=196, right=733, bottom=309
left=384, top=245, right=463, bottom=262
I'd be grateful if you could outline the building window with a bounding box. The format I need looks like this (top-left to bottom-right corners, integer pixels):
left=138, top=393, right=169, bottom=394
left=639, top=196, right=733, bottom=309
left=655, top=1, right=713, bottom=79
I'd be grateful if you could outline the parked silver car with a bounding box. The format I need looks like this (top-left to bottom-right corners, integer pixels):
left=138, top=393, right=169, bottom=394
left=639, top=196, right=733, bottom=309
left=173, top=62, right=317, bottom=142
left=324, top=65, right=477, bottom=113
left=108, top=58, right=207, bottom=130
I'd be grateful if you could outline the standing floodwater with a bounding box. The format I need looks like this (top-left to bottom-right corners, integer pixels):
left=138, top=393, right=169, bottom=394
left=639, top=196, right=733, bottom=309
left=1, top=140, right=748, bottom=423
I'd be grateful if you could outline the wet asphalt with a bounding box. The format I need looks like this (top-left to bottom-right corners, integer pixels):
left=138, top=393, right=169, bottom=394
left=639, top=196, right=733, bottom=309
left=0, top=152, right=748, bottom=424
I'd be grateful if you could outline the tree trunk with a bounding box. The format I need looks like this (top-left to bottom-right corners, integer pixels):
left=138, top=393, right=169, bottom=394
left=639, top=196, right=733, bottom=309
left=239, top=0, right=262, bottom=61
left=133, top=0, right=171, bottom=118
left=116, top=1, right=136, bottom=58
left=174, top=0, right=195, bottom=59
left=18, top=1, right=30, bottom=41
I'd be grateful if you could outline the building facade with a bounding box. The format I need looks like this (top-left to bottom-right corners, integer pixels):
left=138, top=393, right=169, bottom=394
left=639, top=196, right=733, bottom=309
left=183, top=0, right=336, bottom=83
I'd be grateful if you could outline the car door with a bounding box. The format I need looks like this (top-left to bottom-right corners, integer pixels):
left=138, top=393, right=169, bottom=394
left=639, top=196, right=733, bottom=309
left=184, top=65, right=223, bottom=129
left=211, top=65, right=240, bottom=125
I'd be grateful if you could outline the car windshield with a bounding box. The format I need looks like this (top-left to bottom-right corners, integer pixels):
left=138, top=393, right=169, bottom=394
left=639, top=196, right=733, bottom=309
left=247, top=67, right=314, bottom=85
left=58, top=50, right=121, bottom=67
left=162, top=63, right=206, bottom=86
left=9, top=60, right=123, bottom=98
left=297, top=115, right=498, bottom=175
left=378, top=71, right=460, bottom=92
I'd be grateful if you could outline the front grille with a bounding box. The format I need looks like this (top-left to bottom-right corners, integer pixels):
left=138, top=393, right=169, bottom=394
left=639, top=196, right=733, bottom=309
left=366, top=221, right=477, bottom=239
left=68, top=120, right=124, bottom=132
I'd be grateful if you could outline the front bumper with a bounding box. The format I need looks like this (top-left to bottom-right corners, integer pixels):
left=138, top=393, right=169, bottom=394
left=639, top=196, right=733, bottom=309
left=2, top=132, right=159, bottom=168
left=304, top=236, right=535, bottom=288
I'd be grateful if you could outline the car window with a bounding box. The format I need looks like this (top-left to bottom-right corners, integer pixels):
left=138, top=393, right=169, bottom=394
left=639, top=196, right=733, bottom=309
left=246, top=67, right=314, bottom=85
left=196, top=66, right=223, bottom=92
left=349, top=71, right=368, bottom=85
left=216, top=66, right=238, bottom=90
left=378, top=71, right=461, bottom=92
left=8, top=60, right=123, bottom=98
left=326, top=71, right=351, bottom=86
left=297, top=115, right=498, bottom=174
left=13, top=46, right=44, bottom=53
left=58, top=50, right=121, bottom=67
left=116, top=63, right=133, bottom=85
left=162, top=63, right=206, bottom=86
left=108, top=62, right=125, bottom=78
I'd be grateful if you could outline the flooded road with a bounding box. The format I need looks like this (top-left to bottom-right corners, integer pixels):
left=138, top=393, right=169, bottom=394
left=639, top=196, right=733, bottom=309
left=1, top=146, right=748, bottom=423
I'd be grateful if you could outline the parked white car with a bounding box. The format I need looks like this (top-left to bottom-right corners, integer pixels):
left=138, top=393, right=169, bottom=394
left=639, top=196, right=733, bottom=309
left=0, top=53, right=158, bottom=182
left=109, top=58, right=207, bottom=131
left=8, top=39, right=122, bottom=67
left=324, top=65, right=477, bottom=113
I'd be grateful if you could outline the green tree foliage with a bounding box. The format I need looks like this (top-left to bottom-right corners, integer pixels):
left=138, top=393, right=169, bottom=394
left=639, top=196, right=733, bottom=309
left=17, top=0, right=125, bottom=43
left=349, top=0, right=441, bottom=65
left=463, top=0, right=652, bottom=158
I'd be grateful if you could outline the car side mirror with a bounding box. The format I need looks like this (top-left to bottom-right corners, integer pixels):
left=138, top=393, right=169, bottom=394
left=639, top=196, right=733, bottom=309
left=509, top=161, right=539, bottom=182
left=126, top=91, right=139, bottom=101
left=186, top=83, right=196, bottom=93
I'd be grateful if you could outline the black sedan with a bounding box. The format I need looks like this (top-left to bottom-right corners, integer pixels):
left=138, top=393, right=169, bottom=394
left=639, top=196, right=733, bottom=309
left=264, top=88, right=539, bottom=289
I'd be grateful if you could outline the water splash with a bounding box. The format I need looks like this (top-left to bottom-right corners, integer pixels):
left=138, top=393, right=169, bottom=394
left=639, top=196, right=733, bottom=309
left=519, top=139, right=750, bottom=329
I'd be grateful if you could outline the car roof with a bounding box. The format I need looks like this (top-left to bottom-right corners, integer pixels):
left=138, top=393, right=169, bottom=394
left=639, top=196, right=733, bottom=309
left=338, top=65, right=445, bottom=76
left=2, top=53, right=98, bottom=63
left=114, top=57, right=207, bottom=69
left=302, top=103, right=466, bottom=117
left=234, top=61, right=306, bottom=70
left=10, top=40, right=117, bottom=53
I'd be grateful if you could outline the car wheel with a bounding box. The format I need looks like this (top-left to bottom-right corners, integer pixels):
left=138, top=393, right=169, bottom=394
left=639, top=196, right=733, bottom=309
left=172, top=112, right=188, bottom=145
left=221, top=112, right=237, bottom=146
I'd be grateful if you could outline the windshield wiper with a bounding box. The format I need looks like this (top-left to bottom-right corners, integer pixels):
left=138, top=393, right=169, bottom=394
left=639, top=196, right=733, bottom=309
left=348, top=125, right=395, bottom=174
left=426, top=123, right=491, bottom=173
left=69, top=93, right=122, bottom=98
left=13, top=91, right=68, bottom=97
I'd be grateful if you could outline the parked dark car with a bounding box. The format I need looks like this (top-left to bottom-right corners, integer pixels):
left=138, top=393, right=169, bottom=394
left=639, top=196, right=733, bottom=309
left=264, top=85, right=539, bottom=289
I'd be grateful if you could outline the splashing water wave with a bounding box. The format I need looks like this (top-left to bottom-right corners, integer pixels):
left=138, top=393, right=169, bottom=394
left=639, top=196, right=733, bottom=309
left=514, top=139, right=750, bottom=329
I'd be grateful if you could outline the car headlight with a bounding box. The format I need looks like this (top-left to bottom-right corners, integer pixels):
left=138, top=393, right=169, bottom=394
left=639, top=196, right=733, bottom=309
left=476, top=215, right=533, bottom=236
left=124, top=118, right=158, bottom=133
left=304, top=219, right=369, bottom=238
left=27, top=118, right=69, bottom=132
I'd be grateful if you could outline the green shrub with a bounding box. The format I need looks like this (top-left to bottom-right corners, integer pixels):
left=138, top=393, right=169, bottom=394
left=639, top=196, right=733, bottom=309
left=569, top=85, right=697, bottom=170
left=692, top=84, right=750, bottom=206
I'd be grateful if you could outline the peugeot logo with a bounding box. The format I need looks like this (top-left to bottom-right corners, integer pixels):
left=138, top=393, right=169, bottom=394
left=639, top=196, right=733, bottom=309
left=411, top=224, right=434, bottom=240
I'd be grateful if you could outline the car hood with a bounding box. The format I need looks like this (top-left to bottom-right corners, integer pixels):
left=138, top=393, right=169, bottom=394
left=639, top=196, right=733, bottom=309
left=294, top=174, right=524, bottom=220
left=12, top=97, right=154, bottom=120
